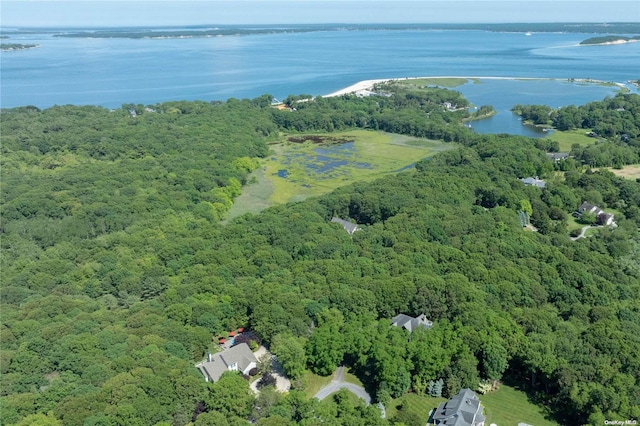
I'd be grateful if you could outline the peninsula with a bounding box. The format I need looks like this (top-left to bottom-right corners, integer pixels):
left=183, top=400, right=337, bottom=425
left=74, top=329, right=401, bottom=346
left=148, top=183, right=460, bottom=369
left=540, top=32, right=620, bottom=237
left=579, top=35, right=640, bottom=45
left=323, top=76, right=628, bottom=98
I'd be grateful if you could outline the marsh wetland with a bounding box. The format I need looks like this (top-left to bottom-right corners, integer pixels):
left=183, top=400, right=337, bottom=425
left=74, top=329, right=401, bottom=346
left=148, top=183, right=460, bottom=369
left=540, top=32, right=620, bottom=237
left=225, top=130, right=457, bottom=218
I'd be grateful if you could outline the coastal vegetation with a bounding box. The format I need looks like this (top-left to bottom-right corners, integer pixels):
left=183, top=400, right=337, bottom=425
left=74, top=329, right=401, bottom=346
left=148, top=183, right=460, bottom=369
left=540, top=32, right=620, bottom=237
left=580, top=35, right=640, bottom=45
left=513, top=92, right=640, bottom=168
left=1, top=88, right=640, bottom=425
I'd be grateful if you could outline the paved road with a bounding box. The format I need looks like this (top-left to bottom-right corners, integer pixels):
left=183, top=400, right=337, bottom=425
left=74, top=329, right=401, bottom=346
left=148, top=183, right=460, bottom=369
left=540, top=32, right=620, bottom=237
left=313, top=367, right=371, bottom=404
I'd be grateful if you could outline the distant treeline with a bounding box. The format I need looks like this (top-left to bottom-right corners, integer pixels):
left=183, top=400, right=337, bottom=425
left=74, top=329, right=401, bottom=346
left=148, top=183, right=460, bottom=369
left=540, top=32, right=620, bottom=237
left=54, top=27, right=320, bottom=39
left=45, top=22, right=640, bottom=39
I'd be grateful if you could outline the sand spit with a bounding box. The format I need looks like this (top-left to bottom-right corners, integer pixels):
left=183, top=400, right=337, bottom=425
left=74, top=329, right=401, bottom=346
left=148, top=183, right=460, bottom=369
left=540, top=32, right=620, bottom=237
left=323, top=76, right=629, bottom=97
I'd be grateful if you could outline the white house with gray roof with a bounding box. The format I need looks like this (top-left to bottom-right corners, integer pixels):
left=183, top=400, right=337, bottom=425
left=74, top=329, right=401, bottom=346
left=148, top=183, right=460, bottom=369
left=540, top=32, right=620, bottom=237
left=331, top=217, right=361, bottom=235
left=391, top=313, right=433, bottom=333
left=196, top=343, right=257, bottom=382
left=432, top=388, right=485, bottom=426
left=520, top=176, right=546, bottom=189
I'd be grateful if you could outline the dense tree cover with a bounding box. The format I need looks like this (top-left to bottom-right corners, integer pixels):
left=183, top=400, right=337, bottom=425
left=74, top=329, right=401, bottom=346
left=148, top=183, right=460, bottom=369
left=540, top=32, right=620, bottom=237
left=2, top=92, right=640, bottom=425
left=275, top=85, right=475, bottom=142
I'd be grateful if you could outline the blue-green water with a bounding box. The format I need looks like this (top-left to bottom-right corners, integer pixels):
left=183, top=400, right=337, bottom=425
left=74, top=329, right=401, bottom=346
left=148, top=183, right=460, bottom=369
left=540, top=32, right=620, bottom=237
left=2, top=26, right=638, bottom=135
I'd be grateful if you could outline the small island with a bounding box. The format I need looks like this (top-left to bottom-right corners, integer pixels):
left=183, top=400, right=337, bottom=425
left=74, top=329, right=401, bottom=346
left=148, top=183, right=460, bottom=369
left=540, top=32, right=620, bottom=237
left=579, top=35, right=640, bottom=45
left=0, top=43, right=39, bottom=51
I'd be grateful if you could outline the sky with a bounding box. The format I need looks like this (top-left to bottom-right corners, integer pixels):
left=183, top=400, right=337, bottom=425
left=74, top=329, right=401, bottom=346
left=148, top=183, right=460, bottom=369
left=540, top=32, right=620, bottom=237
left=1, top=1, right=639, bottom=28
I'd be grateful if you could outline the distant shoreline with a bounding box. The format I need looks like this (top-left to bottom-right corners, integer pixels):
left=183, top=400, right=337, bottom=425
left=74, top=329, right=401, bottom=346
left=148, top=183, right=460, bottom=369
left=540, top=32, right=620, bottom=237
left=0, top=43, right=39, bottom=51
left=324, top=76, right=628, bottom=97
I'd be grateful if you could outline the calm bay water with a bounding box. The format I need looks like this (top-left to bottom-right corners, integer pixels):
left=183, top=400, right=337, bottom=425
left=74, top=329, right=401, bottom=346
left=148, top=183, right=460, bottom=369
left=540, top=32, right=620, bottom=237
left=2, top=28, right=638, bottom=135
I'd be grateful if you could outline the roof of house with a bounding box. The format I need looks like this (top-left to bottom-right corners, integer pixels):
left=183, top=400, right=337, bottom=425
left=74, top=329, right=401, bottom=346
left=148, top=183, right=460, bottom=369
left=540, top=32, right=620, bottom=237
left=196, top=343, right=257, bottom=382
left=391, top=313, right=433, bottom=332
left=578, top=201, right=597, bottom=213
left=520, top=177, right=546, bottom=188
left=331, top=217, right=360, bottom=235
left=433, top=388, right=486, bottom=426
left=546, top=152, right=569, bottom=160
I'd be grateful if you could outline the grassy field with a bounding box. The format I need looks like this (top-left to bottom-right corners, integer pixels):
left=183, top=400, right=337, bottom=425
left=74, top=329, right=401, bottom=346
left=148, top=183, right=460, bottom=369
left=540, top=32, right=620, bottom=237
left=264, top=130, right=457, bottom=204
left=481, top=385, right=558, bottom=426
left=606, top=164, right=640, bottom=180
left=223, top=167, right=274, bottom=222
left=546, top=129, right=599, bottom=151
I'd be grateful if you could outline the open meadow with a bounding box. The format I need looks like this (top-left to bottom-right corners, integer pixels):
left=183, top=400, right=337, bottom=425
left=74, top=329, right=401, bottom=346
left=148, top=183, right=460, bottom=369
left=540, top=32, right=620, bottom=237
left=545, top=129, right=600, bottom=151
left=607, top=164, right=640, bottom=180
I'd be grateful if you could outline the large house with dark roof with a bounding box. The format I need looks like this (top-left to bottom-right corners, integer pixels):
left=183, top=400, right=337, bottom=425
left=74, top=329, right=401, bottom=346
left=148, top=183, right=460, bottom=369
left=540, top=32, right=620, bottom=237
left=432, top=388, right=485, bottom=426
left=196, top=343, right=257, bottom=382
left=391, top=313, right=433, bottom=333
left=575, top=201, right=616, bottom=226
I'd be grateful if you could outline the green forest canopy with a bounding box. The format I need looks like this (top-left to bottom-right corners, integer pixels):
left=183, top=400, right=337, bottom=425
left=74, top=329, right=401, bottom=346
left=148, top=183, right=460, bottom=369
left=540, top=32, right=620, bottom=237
left=1, top=88, right=639, bottom=425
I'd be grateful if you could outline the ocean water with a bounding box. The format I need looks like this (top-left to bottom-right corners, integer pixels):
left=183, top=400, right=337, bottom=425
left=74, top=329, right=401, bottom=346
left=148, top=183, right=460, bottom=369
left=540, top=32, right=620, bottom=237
left=1, top=27, right=638, bottom=135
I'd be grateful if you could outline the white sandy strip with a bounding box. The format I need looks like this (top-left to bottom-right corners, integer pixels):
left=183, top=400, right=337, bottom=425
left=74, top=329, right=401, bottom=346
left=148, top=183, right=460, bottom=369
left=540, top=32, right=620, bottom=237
left=323, top=76, right=627, bottom=97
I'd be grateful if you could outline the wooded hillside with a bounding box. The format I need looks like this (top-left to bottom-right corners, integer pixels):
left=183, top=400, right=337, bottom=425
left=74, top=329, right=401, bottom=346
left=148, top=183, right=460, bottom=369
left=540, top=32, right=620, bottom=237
left=1, top=91, right=639, bottom=425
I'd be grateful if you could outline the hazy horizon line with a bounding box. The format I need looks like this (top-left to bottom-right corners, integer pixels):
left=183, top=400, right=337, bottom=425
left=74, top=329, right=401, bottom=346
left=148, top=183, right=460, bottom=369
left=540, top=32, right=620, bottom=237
left=3, top=21, right=639, bottom=30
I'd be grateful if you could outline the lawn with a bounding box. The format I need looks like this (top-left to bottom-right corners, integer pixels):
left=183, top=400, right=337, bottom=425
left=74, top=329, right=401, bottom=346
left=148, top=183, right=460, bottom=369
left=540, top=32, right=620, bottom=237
left=385, top=393, right=447, bottom=424
left=566, top=215, right=585, bottom=232
left=342, top=370, right=364, bottom=387
left=301, top=371, right=333, bottom=399
left=264, top=130, right=457, bottom=204
left=302, top=367, right=365, bottom=400
left=481, top=385, right=558, bottom=426
left=545, top=129, right=599, bottom=151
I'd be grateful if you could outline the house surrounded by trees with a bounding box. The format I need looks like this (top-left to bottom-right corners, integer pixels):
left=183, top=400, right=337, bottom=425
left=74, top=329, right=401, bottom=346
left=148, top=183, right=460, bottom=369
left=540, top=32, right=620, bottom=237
left=196, top=343, right=257, bottom=382
left=331, top=217, right=361, bottom=235
left=391, top=313, right=433, bottom=332
left=575, top=201, right=616, bottom=226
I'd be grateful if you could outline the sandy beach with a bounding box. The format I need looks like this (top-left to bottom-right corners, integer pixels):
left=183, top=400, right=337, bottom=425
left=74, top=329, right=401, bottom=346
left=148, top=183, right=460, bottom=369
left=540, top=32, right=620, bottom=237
left=323, top=76, right=628, bottom=97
